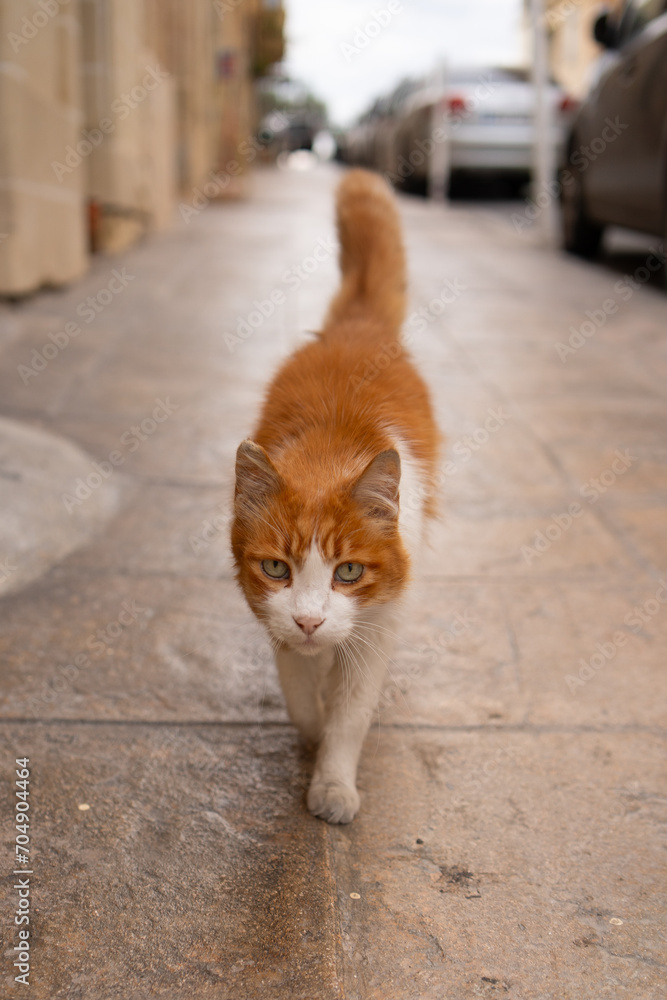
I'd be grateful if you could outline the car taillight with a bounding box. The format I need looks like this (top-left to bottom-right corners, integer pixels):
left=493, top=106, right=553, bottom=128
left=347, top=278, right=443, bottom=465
left=447, top=95, right=468, bottom=117
left=558, top=94, right=578, bottom=114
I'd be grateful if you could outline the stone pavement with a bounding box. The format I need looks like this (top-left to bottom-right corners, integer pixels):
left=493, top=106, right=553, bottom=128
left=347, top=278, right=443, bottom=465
left=0, top=163, right=665, bottom=999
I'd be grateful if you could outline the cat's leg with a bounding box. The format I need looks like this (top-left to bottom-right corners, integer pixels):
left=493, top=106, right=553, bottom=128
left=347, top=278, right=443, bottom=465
left=275, top=646, right=334, bottom=745
left=307, top=623, right=393, bottom=824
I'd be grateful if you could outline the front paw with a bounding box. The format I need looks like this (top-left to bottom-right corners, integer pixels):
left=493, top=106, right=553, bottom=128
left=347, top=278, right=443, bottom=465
left=308, top=778, right=360, bottom=824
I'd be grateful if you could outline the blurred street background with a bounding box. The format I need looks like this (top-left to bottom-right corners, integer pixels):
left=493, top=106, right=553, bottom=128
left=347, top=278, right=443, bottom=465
left=0, top=1, right=666, bottom=997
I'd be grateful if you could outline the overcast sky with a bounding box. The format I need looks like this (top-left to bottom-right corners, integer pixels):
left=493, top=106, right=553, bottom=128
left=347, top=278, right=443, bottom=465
left=283, top=0, right=526, bottom=126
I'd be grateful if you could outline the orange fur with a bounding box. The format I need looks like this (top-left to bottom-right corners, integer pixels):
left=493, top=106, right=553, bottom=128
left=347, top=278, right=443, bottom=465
left=232, top=168, right=440, bottom=615
left=324, top=168, right=407, bottom=334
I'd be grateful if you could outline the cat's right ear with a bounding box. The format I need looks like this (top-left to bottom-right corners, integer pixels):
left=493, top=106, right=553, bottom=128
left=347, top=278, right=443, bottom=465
left=235, top=440, right=283, bottom=508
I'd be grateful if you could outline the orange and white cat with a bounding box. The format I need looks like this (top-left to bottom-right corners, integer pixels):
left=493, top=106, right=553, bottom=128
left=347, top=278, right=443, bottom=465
left=232, top=169, right=439, bottom=823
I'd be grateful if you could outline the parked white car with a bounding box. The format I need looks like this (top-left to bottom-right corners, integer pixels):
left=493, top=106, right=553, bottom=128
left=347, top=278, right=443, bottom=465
left=344, top=67, right=577, bottom=196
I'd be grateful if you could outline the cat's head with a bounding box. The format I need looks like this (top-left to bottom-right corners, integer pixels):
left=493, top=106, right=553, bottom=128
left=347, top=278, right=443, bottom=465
left=231, top=440, right=409, bottom=656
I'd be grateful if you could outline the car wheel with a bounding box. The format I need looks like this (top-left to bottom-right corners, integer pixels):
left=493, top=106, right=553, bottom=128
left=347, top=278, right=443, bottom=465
left=561, top=165, right=604, bottom=258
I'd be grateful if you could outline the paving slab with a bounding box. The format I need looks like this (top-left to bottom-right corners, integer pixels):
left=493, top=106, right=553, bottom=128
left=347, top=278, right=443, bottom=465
left=502, top=581, right=667, bottom=728
left=330, top=727, right=666, bottom=1000
left=0, top=723, right=343, bottom=1000
left=62, top=484, right=235, bottom=579
left=0, top=571, right=281, bottom=723
left=421, top=504, right=639, bottom=580
left=607, top=507, right=667, bottom=572
left=0, top=418, right=119, bottom=599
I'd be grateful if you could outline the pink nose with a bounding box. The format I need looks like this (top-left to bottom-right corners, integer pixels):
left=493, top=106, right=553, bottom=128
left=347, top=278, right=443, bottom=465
left=294, top=616, right=324, bottom=636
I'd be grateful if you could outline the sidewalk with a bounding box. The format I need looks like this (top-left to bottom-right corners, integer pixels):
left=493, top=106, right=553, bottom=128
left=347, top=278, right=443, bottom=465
left=0, top=163, right=665, bottom=999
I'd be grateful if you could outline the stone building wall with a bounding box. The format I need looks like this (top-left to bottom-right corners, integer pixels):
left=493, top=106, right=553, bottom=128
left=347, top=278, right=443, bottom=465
left=544, top=0, right=608, bottom=97
left=0, top=0, right=284, bottom=295
left=0, top=0, right=88, bottom=294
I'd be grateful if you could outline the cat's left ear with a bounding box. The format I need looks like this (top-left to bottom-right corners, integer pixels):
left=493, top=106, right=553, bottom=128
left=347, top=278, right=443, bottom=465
left=351, top=450, right=401, bottom=521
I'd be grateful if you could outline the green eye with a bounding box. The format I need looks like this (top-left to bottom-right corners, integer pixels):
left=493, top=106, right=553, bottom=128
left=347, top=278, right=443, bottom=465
left=335, top=562, right=364, bottom=583
left=261, top=559, right=290, bottom=580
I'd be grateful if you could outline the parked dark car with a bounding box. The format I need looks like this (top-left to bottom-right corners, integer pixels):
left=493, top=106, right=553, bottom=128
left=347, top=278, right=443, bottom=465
left=561, top=0, right=667, bottom=257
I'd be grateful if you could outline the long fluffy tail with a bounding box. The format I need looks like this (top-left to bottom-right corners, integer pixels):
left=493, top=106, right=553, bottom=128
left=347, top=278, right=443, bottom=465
left=324, top=169, right=406, bottom=337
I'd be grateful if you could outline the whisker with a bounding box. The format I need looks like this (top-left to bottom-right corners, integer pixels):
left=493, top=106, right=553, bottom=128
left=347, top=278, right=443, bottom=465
left=345, top=636, right=386, bottom=753
left=352, top=620, right=406, bottom=643
left=347, top=635, right=371, bottom=692
left=348, top=629, right=412, bottom=716
left=353, top=621, right=423, bottom=658
left=335, top=640, right=353, bottom=712
left=344, top=634, right=379, bottom=690
left=348, top=630, right=390, bottom=662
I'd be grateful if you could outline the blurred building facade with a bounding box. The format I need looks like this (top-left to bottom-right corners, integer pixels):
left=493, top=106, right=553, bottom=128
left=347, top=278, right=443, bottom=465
left=543, top=0, right=605, bottom=97
left=0, top=0, right=284, bottom=295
